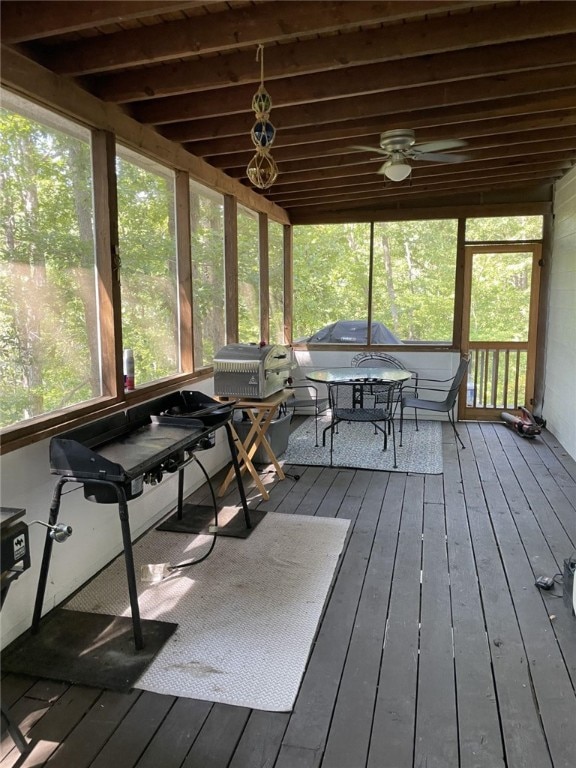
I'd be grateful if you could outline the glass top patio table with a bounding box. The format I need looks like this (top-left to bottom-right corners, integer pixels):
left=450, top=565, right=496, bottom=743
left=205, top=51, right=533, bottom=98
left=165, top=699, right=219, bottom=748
left=305, top=367, right=412, bottom=384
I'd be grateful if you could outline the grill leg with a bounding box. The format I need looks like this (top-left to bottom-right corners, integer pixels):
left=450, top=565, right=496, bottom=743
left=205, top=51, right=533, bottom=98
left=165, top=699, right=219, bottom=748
left=1, top=706, right=29, bottom=754
left=175, top=467, right=185, bottom=520
left=116, top=487, right=144, bottom=651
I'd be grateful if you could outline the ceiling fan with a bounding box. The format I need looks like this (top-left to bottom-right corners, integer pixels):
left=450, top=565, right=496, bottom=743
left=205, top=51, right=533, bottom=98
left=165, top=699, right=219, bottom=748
left=351, top=128, right=470, bottom=182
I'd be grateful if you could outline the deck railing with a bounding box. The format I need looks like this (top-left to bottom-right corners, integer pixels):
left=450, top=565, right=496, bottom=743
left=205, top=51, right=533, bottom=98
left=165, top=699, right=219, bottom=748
left=467, top=343, right=528, bottom=411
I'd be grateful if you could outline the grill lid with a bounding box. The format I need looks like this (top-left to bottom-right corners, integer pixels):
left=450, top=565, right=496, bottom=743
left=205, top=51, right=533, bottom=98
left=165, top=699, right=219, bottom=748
left=213, top=343, right=292, bottom=372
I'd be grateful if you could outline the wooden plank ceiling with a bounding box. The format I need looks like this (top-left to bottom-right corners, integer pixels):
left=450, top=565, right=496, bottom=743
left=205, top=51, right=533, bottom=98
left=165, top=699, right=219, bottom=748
left=2, top=0, right=576, bottom=222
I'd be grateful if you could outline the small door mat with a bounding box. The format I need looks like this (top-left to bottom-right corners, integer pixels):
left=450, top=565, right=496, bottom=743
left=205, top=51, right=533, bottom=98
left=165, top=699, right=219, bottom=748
left=1, top=609, right=177, bottom=692
left=156, top=503, right=267, bottom=538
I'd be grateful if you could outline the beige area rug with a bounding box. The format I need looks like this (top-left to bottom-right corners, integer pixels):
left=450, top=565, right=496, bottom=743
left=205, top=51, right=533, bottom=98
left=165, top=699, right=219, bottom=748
left=65, top=512, right=350, bottom=712
left=282, top=416, right=443, bottom=474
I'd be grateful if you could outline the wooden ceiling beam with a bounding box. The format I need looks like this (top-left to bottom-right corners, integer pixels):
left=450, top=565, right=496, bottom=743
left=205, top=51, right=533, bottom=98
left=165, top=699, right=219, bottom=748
left=133, top=34, right=576, bottom=125
left=282, top=173, right=562, bottom=210
left=213, top=124, right=576, bottom=172
left=89, top=2, right=576, bottom=102
left=277, top=175, right=565, bottom=210
left=268, top=162, right=573, bottom=205
left=226, top=66, right=576, bottom=133
left=263, top=148, right=576, bottom=186
left=285, top=134, right=576, bottom=172
left=276, top=172, right=567, bottom=210
left=0, top=1, right=206, bottom=43
left=290, top=197, right=552, bottom=224
left=162, top=71, right=576, bottom=143
left=188, top=109, right=576, bottom=159
left=41, top=2, right=480, bottom=76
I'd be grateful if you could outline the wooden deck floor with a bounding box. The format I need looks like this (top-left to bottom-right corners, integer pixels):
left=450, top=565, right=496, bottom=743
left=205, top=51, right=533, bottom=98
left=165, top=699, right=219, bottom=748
left=2, top=421, right=576, bottom=768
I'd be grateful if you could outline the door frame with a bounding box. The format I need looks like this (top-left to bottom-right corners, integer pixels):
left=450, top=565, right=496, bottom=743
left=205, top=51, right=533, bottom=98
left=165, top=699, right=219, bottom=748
left=460, top=242, right=542, bottom=420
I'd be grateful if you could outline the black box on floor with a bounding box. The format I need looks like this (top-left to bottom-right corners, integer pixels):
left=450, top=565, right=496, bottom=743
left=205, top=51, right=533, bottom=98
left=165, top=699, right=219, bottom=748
left=234, top=411, right=291, bottom=464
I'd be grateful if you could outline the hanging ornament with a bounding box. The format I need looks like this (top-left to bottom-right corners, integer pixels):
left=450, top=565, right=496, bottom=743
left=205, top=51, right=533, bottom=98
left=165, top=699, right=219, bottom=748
left=251, top=119, right=276, bottom=148
left=247, top=151, right=278, bottom=189
left=246, top=45, right=278, bottom=189
left=252, top=85, right=272, bottom=118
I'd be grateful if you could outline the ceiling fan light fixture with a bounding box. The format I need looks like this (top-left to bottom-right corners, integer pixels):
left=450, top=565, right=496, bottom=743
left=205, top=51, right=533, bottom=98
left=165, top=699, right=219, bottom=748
left=383, top=159, right=412, bottom=182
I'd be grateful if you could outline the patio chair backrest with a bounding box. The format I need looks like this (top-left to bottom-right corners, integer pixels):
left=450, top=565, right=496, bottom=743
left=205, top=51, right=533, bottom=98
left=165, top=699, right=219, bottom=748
left=352, top=351, right=415, bottom=410
left=351, top=352, right=405, bottom=369
left=444, top=354, right=471, bottom=410
left=330, top=379, right=402, bottom=417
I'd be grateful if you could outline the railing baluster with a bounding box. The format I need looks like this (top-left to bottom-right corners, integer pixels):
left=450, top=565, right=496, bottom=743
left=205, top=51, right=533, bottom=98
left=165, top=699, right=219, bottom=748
left=493, top=348, right=500, bottom=408
left=483, top=349, right=490, bottom=408
left=514, top=350, right=521, bottom=409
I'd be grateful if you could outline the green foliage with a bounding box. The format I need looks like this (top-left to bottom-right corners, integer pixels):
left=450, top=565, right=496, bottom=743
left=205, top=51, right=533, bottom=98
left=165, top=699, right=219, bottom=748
left=0, top=107, right=97, bottom=426
left=293, top=220, right=458, bottom=342
left=237, top=206, right=261, bottom=343
left=293, top=223, right=371, bottom=340
left=268, top=220, right=285, bottom=344
left=190, top=186, right=226, bottom=366
left=466, top=216, right=543, bottom=241
left=469, top=252, right=532, bottom=341
left=117, top=156, right=179, bottom=384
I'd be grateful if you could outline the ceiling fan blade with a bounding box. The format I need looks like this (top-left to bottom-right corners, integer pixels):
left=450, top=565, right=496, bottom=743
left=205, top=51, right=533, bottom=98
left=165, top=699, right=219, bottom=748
left=412, top=139, right=468, bottom=153
left=349, top=145, right=390, bottom=156
left=415, top=151, right=471, bottom=163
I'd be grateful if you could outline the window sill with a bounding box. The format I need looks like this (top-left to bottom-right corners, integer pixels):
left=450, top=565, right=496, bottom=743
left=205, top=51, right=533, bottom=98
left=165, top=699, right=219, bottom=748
left=0, top=370, right=214, bottom=455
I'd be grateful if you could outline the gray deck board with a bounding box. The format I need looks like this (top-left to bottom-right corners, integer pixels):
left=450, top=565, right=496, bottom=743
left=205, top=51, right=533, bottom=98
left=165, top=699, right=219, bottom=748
left=135, top=698, right=213, bottom=768
left=48, top=690, right=141, bottom=768
left=87, top=692, right=175, bottom=768
left=179, top=703, right=251, bottom=768
left=414, top=499, right=459, bottom=768
left=472, top=424, right=576, bottom=768
left=443, top=439, right=505, bottom=768
left=321, top=473, right=404, bottom=768
left=367, top=474, right=423, bottom=768
left=460, top=426, right=555, bottom=768
left=275, top=474, right=388, bottom=767
left=3, top=423, right=576, bottom=768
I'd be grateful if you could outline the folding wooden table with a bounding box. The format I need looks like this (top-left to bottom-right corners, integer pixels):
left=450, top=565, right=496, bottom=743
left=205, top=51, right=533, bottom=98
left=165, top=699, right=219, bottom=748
left=217, top=389, right=293, bottom=501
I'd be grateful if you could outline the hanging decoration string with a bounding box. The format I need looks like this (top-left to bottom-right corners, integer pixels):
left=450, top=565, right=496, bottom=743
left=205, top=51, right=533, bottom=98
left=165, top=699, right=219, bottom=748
left=246, top=44, right=278, bottom=189
left=258, top=42, right=264, bottom=87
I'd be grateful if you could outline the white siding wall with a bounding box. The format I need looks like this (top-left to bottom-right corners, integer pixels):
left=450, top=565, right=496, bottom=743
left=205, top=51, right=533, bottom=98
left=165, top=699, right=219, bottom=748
left=545, top=168, right=576, bottom=458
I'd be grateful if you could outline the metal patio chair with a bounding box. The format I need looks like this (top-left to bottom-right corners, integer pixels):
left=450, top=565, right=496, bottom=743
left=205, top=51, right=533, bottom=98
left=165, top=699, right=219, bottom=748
left=399, top=354, right=471, bottom=449
left=322, top=379, right=402, bottom=468
left=352, top=351, right=418, bottom=417
left=287, top=381, right=329, bottom=446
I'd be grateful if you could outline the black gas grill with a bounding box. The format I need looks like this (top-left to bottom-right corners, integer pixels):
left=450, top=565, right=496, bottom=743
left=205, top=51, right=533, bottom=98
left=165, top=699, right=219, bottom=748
left=34, top=391, right=250, bottom=651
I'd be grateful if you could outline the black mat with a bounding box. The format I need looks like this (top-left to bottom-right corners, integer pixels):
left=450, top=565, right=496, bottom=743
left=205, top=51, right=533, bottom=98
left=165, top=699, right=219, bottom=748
left=156, top=503, right=267, bottom=538
left=1, top=609, right=177, bottom=692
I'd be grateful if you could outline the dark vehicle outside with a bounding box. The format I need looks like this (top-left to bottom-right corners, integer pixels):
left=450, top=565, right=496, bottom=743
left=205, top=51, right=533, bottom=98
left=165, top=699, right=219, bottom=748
left=300, top=320, right=402, bottom=344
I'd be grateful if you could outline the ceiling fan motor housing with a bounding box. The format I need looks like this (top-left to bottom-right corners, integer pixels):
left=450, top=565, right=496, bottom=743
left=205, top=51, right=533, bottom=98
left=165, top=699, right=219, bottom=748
left=379, top=129, right=416, bottom=151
